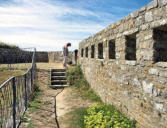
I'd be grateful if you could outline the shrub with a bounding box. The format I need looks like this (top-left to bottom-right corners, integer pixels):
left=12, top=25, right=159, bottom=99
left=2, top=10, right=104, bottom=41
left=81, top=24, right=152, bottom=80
left=84, top=104, right=136, bottom=128
left=0, top=42, right=19, bottom=49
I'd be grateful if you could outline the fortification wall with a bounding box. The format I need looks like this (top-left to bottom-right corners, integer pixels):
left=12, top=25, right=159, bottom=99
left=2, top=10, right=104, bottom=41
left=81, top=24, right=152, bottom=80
left=0, top=48, right=33, bottom=63
left=0, top=48, right=73, bottom=64
left=78, top=0, right=167, bottom=127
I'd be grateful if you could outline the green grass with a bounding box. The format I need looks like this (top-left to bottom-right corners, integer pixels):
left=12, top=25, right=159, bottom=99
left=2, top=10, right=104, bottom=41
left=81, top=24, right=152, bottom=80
left=21, top=114, right=34, bottom=128
left=26, top=120, right=34, bottom=128
left=67, top=65, right=102, bottom=102
left=20, top=83, right=41, bottom=128
left=65, top=108, right=88, bottom=128
left=27, top=83, right=42, bottom=113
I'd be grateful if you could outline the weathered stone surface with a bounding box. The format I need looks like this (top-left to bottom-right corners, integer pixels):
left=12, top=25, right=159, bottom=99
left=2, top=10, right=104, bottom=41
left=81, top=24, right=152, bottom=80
left=146, top=0, right=158, bottom=10
left=158, top=0, right=167, bottom=6
left=78, top=1, right=167, bottom=128
left=154, top=103, right=164, bottom=111
left=142, top=81, right=153, bottom=94
left=159, top=71, right=167, bottom=77
left=0, top=48, right=73, bottom=63
left=145, top=11, right=153, bottom=22
left=148, top=68, right=159, bottom=75
left=125, top=61, right=136, bottom=66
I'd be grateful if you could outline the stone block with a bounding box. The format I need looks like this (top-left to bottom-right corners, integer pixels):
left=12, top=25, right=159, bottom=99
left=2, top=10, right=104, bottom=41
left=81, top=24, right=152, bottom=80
left=158, top=0, right=167, bottom=6
left=133, top=78, right=141, bottom=87
left=142, top=81, right=153, bottom=94
left=131, top=11, right=139, bottom=18
left=156, top=62, right=167, bottom=68
left=146, top=0, right=158, bottom=10
left=136, top=16, right=143, bottom=26
left=154, top=103, right=164, bottom=111
left=125, top=61, right=137, bottom=66
left=148, top=68, right=159, bottom=75
left=145, top=11, right=153, bottom=22
left=159, top=71, right=167, bottom=77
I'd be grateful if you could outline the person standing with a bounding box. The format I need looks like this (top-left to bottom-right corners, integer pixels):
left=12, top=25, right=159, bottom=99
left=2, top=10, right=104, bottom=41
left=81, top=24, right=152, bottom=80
left=62, top=42, right=71, bottom=67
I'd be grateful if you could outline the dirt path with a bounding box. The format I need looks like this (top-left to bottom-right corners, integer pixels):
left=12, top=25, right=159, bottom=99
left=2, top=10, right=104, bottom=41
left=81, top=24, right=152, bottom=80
left=20, top=64, right=94, bottom=128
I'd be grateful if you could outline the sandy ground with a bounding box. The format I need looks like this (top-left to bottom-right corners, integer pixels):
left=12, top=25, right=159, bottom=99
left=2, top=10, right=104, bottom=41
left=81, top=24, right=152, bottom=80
left=20, top=63, right=93, bottom=128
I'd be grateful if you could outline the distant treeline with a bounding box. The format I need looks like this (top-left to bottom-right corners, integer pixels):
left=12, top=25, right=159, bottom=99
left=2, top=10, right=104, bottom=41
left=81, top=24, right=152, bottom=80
left=0, top=42, right=19, bottom=49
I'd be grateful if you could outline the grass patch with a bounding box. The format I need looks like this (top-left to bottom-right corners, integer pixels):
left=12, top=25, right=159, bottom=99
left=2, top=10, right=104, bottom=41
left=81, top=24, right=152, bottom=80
left=20, top=83, right=41, bottom=127
left=65, top=108, right=88, bottom=128
left=27, top=83, right=42, bottom=113
left=67, top=65, right=102, bottom=102
left=26, top=120, right=34, bottom=128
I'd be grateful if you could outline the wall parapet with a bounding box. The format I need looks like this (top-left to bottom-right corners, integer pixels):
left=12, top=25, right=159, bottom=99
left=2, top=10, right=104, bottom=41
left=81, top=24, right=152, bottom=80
left=78, top=0, right=167, bottom=128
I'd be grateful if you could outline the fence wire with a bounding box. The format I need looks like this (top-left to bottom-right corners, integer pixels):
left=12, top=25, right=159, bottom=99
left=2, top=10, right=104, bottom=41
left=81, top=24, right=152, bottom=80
left=0, top=48, right=36, bottom=128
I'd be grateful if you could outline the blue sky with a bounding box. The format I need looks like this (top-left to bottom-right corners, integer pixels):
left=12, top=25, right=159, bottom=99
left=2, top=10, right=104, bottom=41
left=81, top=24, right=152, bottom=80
left=0, top=0, right=152, bottom=51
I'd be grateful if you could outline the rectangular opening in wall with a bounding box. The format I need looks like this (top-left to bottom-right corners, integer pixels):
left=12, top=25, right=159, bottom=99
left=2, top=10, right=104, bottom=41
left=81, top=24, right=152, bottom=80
left=91, top=45, right=95, bottom=58
left=109, top=40, right=115, bottom=59
left=86, top=47, right=88, bottom=58
left=125, top=33, right=136, bottom=60
left=98, top=43, right=103, bottom=59
left=81, top=48, right=84, bottom=57
left=153, top=25, right=167, bottom=62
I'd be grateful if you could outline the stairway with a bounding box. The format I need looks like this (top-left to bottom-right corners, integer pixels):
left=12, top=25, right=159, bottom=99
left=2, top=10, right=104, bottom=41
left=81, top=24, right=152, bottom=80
left=50, top=69, right=68, bottom=88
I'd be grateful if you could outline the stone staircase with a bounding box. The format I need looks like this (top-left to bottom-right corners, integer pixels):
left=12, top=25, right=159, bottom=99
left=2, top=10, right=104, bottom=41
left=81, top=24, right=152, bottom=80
left=50, top=69, right=68, bottom=88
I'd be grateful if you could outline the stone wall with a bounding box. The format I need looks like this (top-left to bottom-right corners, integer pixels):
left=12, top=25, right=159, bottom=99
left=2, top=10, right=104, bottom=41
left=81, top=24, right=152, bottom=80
left=0, top=48, right=73, bottom=64
left=78, top=0, right=167, bottom=128
left=48, top=51, right=73, bottom=63
left=0, top=48, right=32, bottom=64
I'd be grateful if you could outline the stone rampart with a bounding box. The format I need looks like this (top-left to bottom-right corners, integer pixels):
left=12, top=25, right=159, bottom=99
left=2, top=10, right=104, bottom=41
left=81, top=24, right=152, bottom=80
left=0, top=48, right=73, bottom=64
left=78, top=0, right=167, bottom=127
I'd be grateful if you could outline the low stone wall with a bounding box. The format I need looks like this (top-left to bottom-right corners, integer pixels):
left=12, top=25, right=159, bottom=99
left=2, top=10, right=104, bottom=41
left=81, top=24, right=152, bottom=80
left=78, top=0, right=167, bottom=128
left=36, top=52, right=49, bottom=62
left=0, top=48, right=73, bottom=64
left=48, top=51, right=73, bottom=63
left=0, top=48, right=32, bottom=64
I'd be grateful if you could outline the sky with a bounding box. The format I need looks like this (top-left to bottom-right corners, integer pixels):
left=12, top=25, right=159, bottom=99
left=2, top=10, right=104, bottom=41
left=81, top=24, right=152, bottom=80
left=0, top=0, right=153, bottom=51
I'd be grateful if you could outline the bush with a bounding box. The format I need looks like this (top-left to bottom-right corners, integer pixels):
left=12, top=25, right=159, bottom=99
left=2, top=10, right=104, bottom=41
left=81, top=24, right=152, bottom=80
left=0, top=42, right=19, bottom=49
left=84, top=104, right=136, bottom=128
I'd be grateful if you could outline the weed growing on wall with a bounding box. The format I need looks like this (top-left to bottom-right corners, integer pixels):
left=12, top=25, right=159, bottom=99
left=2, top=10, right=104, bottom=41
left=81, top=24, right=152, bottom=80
left=67, top=65, right=102, bottom=102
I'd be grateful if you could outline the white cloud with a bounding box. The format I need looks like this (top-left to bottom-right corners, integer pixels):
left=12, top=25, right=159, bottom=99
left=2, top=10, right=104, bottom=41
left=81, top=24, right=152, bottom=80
left=0, top=0, right=113, bottom=51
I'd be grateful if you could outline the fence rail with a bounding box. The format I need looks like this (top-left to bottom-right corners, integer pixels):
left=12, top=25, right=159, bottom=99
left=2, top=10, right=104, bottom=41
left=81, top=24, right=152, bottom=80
left=0, top=48, right=36, bottom=128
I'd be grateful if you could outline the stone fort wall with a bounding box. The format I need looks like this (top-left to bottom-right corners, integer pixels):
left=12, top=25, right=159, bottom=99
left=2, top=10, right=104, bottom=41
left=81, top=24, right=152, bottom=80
left=78, top=0, right=167, bottom=128
left=0, top=48, right=73, bottom=63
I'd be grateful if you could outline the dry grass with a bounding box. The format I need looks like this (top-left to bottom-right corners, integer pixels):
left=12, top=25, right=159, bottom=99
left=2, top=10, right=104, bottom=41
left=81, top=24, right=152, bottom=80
left=0, top=70, right=24, bottom=85
left=0, top=62, right=64, bottom=85
left=36, top=62, right=64, bottom=69
left=0, top=63, right=31, bottom=69
left=0, top=62, right=64, bottom=70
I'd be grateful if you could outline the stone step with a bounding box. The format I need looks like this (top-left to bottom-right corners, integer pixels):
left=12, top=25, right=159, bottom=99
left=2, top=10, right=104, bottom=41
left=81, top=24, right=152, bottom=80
left=51, top=80, right=67, bottom=85
left=51, top=69, right=66, bottom=72
left=50, top=84, right=69, bottom=88
left=51, top=72, right=66, bottom=76
left=51, top=76, right=66, bottom=80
